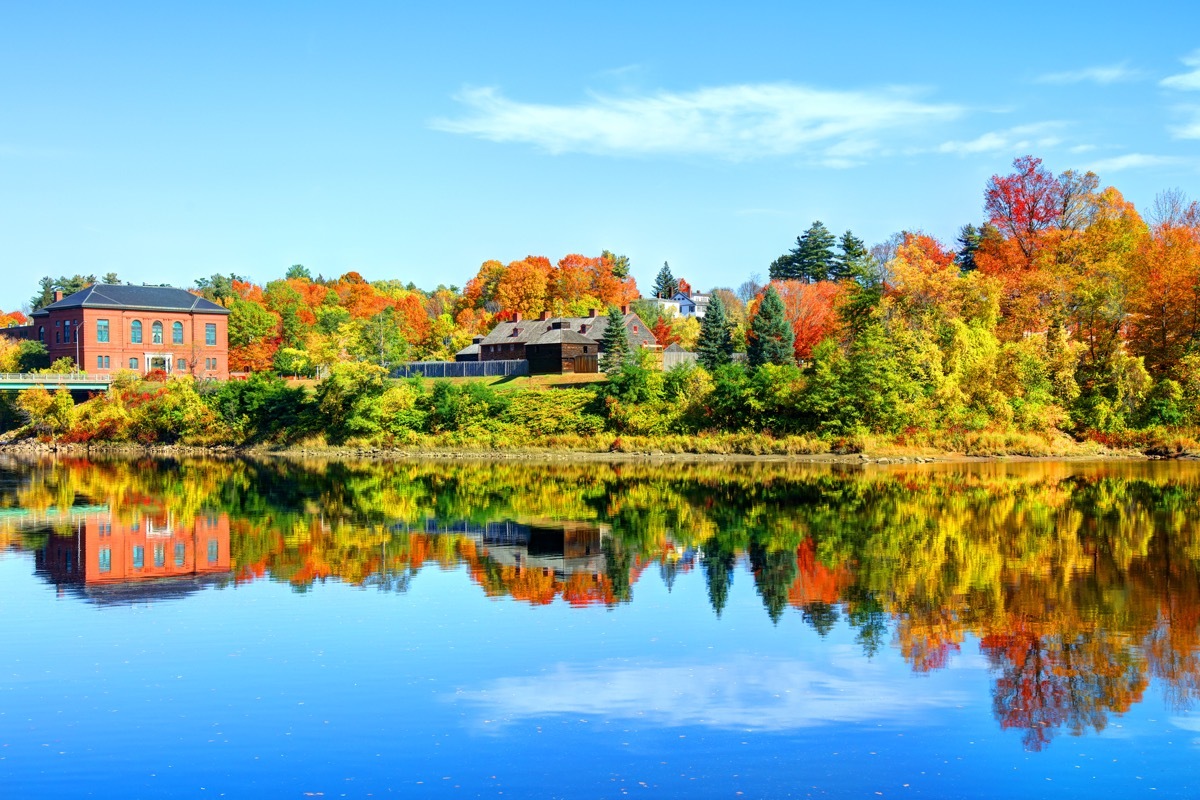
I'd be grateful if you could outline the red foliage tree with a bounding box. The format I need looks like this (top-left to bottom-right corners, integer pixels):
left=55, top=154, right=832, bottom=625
left=984, top=155, right=1063, bottom=263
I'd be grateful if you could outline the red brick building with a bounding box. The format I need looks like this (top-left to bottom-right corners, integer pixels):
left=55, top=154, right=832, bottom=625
left=5, top=284, right=231, bottom=379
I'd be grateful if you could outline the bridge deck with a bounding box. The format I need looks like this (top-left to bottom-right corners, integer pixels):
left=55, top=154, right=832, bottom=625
left=0, top=373, right=112, bottom=391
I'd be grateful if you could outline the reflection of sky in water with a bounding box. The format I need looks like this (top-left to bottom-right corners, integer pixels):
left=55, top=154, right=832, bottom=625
left=1, top=550, right=1195, bottom=798
left=455, top=654, right=972, bottom=732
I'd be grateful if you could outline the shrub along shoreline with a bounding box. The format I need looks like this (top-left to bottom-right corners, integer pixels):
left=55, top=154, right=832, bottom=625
left=1, top=361, right=1196, bottom=461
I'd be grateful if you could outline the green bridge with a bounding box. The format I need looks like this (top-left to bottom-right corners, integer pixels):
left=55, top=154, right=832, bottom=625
left=0, top=373, right=112, bottom=391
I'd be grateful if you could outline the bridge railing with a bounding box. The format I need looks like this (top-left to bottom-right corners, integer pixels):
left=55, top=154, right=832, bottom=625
left=0, top=373, right=112, bottom=384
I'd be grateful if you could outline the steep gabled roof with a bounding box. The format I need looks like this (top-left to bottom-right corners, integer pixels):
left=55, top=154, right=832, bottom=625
left=527, top=328, right=595, bottom=346
left=481, top=312, right=655, bottom=350
left=32, top=284, right=231, bottom=316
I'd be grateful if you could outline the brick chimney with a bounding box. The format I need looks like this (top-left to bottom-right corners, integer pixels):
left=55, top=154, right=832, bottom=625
left=620, top=304, right=630, bottom=314
left=513, top=311, right=522, bottom=322
left=539, top=310, right=550, bottom=321
left=53, top=290, right=63, bottom=303
left=588, top=308, right=598, bottom=318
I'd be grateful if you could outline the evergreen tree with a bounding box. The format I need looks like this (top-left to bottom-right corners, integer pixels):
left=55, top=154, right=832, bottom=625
left=747, top=286, right=795, bottom=367
left=769, top=220, right=838, bottom=282
left=955, top=224, right=981, bottom=272
left=652, top=262, right=678, bottom=299
left=832, top=230, right=868, bottom=281
left=696, top=292, right=734, bottom=370
left=600, top=305, right=631, bottom=373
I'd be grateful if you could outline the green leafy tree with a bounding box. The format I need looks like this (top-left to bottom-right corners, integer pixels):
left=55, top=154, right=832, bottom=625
left=354, top=306, right=409, bottom=368
left=228, top=299, right=279, bottom=351
left=285, top=264, right=312, bottom=280
left=600, top=306, right=632, bottom=373
left=747, top=286, right=795, bottom=367
left=194, top=273, right=245, bottom=308
left=313, top=361, right=388, bottom=443
left=697, top=292, right=734, bottom=370
left=652, top=262, right=679, bottom=299
left=102, top=272, right=120, bottom=285
left=602, top=250, right=631, bottom=280
left=15, top=341, right=50, bottom=372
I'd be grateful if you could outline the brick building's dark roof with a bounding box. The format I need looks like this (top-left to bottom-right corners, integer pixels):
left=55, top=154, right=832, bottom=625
left=32, top=284, right=231, bottom=316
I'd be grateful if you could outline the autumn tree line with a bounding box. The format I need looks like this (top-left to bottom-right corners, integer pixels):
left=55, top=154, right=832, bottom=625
left=2, top=154, right=1200, bottom=452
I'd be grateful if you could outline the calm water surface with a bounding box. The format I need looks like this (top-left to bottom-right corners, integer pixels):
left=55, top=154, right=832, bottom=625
left=2, top=456, right=1199, bottom=798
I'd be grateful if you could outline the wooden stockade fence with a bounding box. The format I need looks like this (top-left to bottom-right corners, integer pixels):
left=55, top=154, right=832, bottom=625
left=391, top=360, right=529, bottom=379
left=662, top=350, right=698, bottom=370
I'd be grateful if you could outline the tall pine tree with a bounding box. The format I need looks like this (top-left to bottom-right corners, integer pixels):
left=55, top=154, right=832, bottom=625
left=832, top=230, right=868, bottom=281
left=769, top=221, right=838, bottom=282
left=652, top=262, right=679, bottom=299
left=600, top=305, right=631, bottom=373
left=697, top=293, right=734, bottom=370
left=747, top=286, right=795, bottom=367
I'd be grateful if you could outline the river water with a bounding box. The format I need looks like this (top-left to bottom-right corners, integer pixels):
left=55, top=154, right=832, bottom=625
left=1, top=456, right=1198, bottom=798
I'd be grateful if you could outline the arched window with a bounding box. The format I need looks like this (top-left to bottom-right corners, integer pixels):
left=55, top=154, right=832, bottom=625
left=152, top=321, right=163, bottom=344
left=172, top=321, right=184, bottom=344
left=131, top=320, right=142, bottom=344
left=38, top=326, right=44, bottom=342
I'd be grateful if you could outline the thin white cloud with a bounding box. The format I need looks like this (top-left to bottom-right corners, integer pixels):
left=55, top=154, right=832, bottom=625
left=451, top=655, right=970, bottom=733
left=1168, top=108, right=1200, bottom=139
left=432, top=83, right=962, bottom=162
left=1085, top=153, right=1185, bottom=172
left=1162, top=51, right=1200, bottom=91
left=937, top=122, right=1065, bottom=155
left=1035, top=62, right=1143, bottom=85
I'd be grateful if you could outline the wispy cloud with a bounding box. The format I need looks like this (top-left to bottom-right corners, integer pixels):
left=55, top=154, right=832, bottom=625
left=432, top=83, right=962, bottom=163
left=1035, top=62, right=1144, bottom=85
left=451, top=656, right=970, bottom=733
left=1162, top=51, right=1200, bottom=91
left=1168, top=107, right=1200, bottom=139
left=937, top=122, right=1065, bottom=155
left=1084, top=153, right=1186, bottom=172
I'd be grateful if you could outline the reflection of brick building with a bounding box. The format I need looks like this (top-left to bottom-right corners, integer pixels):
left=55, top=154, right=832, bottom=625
left=0, top=283, right=230, bottom=379
left=36, top=512, right=231, bottom=600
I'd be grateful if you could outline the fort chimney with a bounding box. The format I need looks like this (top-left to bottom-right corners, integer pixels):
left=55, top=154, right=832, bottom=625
left=588, top=308, right=598, bottom=318
left=53, top=290, right=63, bottom=303
left=539, top=310, right=550, bottom=321
left=620, top=304, right=630, bottom=314
left=513, top=311, right=522, bottom=322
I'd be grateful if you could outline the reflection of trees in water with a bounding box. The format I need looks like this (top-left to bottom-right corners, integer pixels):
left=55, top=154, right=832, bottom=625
left=5, top=456, right=1200, bottom=748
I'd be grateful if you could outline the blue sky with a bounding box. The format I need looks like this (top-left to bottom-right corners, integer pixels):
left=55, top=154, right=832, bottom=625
left=2, top=1, right=1198, bottom=309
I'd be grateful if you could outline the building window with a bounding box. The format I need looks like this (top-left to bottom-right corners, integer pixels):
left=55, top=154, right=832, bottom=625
left=38, top=326, right=44, bottom=342
left=103, top=356, right=110, bottom=369
left=96, top=355, right=104, bottom=369
left=132, top=546, right=145, bottom=570
left=172, top=321, right=184, bottom=344
left=175, top=543, right=185, bottom=567
left=99, top=548, right=112, bottom=573
left=176, top=358, right=186, bottom=371
left=152, top=321, right=163, bottom=344
left=205, top=323, right=216, bottom=346
left=207, top=539, right=219, bottom=564
left=131, top=320, right=142, bottom=344
left=129, top=357, right=138, bottom=370
left=96, top=319, right=110, bottom=342
left=56, top=331, right=61, bottom=344
left=153, top=544, right=165, bottom=568
left=64, top=320, right=71, bottom=342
